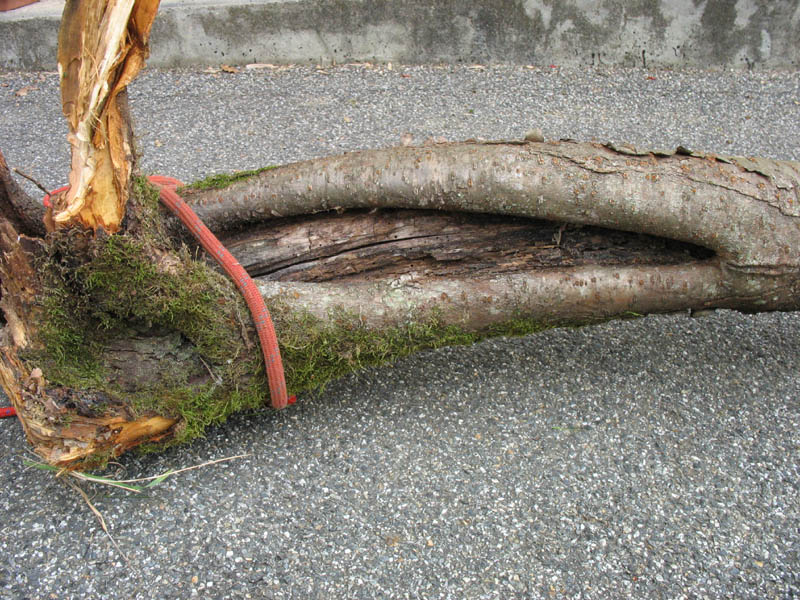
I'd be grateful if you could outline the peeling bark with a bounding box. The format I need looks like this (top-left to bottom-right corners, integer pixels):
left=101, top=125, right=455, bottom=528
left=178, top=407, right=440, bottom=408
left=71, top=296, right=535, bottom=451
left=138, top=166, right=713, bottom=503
left=53, top=0, right=159, bottom=231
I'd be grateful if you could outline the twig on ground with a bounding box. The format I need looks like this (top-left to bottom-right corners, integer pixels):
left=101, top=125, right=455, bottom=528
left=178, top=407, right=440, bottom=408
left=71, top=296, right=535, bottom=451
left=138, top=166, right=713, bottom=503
left=64, top=477, right=130, bottom=563
left=25, top=453, right=250, bottom=491
left=11, top=168, right=50, bottom=195
left=25, top=453, right=250, bottom=564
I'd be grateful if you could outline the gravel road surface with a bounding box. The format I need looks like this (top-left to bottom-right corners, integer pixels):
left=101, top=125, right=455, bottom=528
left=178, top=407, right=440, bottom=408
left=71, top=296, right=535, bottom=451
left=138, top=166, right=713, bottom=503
left=1, top=64, right=799, bottom=599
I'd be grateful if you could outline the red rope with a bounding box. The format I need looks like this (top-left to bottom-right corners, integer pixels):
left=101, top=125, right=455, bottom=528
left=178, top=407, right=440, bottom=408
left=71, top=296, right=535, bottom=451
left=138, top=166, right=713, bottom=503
left=42, top=177, right=295, bottom=410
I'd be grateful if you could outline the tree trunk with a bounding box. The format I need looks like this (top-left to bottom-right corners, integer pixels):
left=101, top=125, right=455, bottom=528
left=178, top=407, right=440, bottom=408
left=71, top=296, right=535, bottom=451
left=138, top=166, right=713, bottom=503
left=2, top=0, right=799, bottom=470
left=2, top=139, right=799, bottom=468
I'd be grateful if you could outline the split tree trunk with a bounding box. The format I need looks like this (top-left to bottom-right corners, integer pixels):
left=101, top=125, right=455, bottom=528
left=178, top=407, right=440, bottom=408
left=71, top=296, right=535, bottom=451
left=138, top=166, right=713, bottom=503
left=54, top=0, right=159, bottom=231
left=187, top=141, right=800, bottom=329
left=2, top=0, right=799, bottom=469
left=2, top=139, right=799, bottom=467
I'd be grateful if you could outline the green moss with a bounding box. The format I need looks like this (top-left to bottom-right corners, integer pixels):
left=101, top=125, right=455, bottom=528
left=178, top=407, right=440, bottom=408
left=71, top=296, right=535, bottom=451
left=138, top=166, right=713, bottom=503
left=485, top=316, right=552, bottom=338
left=36, top=233, right=106, bottom=387
left=182, top=165, right=278, bottom=191
left=76, top=235, right=244, bottom=363
left=38, top=284, right=100, bottom=380
left=132, top=378, right=266, bottom=449
left=33, top=179, right=268, bottom=450
left=129, top=306, right=554, bottom=450
left=273, top=306, right=551, bottom=397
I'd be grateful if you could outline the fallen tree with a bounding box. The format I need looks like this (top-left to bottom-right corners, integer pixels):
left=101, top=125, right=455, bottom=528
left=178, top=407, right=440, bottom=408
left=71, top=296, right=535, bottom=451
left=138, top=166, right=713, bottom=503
left=1, top=0, right=799, bottom=469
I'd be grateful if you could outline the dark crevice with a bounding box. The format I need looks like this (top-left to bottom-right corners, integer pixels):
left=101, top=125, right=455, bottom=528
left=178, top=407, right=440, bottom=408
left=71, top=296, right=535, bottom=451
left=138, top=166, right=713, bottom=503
left=219, top=208, right=715, bottom=284
left=251, top=231, right=470, bottom=279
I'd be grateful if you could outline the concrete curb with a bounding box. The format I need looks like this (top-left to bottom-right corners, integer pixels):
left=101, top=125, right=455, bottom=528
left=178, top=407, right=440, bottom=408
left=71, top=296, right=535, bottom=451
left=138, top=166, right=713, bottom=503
left=2, top=0, right=799, bottom=71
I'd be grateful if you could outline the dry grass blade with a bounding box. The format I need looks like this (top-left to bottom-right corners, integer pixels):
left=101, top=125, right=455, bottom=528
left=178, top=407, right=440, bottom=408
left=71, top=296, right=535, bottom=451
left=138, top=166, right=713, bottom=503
left=106, top=453, right=250, bottom=483
left=64, top=477, right=129, bottom=563
left=25, top=453, right=250, bottom=490
left=24, top=453, right=250, bottom=563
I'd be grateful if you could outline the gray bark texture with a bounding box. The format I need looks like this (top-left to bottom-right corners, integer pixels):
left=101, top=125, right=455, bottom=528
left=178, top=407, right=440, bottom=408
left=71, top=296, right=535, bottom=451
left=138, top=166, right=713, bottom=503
left=182, top=139, right=800, bottom=329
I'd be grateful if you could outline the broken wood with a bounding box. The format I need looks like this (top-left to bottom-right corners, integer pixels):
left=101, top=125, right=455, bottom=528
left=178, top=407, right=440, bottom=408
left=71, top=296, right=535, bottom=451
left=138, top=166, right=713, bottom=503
left=54, top=0, right=159, bottom=231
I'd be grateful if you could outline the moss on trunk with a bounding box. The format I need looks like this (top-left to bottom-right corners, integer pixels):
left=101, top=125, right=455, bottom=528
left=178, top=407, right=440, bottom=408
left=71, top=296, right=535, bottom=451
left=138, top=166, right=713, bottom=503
left=19, top=178, right=558, bottom=465
left=25, top=178, right=265, bottom=455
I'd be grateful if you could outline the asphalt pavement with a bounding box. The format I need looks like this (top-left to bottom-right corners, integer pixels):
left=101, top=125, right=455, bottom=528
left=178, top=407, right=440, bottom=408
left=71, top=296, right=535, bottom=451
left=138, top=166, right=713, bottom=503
left=1, top=64, right=799, bottom=599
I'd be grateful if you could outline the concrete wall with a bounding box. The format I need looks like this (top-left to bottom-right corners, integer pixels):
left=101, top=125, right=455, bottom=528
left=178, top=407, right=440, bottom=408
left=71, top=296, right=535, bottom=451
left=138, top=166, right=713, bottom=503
left=2, top=0, right=799, bottom=71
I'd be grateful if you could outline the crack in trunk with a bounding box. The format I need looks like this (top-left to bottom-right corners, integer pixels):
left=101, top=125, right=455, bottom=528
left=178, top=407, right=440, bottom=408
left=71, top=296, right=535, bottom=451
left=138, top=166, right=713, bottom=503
left=220, top=208, right=715, bottom=284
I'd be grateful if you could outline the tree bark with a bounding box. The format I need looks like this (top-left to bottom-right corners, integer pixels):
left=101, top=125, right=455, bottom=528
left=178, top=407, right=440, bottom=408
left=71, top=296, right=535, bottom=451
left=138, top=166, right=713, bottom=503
left=185, top=141, right=800, bottom=328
